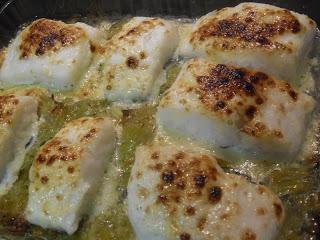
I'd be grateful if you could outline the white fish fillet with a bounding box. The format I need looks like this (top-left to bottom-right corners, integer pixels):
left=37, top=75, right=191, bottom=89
left=0, top=18, right=102, bottom=91
left=0, top=94, right=38, bottom=196
left=25, top=116, right=116, bottom=234
left=178, top=2, right=316, bottom=83
left=78, top=17, right=179, bottom=104
left=157, top=58, right=315, bottom=160
left=128, top=144, right=284, bottom=240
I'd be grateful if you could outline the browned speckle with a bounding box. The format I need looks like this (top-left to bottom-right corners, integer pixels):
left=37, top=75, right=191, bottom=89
left=194, top=174, right=207, bottom=188
left=140, top=51, right=146, bottom=59
left=67, top=166, right=75, bottom=173
left=151, top=151, right=159, bottom=160
left=256, top=207, right=266, bottom=216
left=185, top=206, right=196, bottom=216
left=157, top=194, right=168, bottom=203
left=245, top=105, right=257, bottom=120
left=40, top=176, right=49, bottom=184
left=19, top=19, right=85, bottom=59
left=288, top=90, right=298, bottom=101
left=208, top=186, right=222, bottom=204
left=273, top=203, right=283, bottom=220
left=241, top=229, right=256, bottom=240
left=180, top=233, right=191, bottom=240
left=162, top=170, right=175, bottom=184
left=175, top=152, right=185, bottom=160
left=126, top=56, right=139, bottom=69
left=197, top=217, right=207, bottom=231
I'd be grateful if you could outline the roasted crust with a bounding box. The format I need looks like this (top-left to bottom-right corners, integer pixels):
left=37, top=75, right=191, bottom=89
left=190, top=3, right=309, bottom=51
left=0, top=95, right=20, bottom=125
left=19, top=18, right=86, bottom=59
left=193, top=62, right=297, bottom=137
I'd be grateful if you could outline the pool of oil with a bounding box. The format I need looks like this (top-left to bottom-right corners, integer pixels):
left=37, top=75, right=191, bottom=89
left=0, top=18, right=319, bottom=240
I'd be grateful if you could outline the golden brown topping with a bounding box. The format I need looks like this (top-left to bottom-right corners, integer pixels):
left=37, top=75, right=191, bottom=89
left=118, top=18, right=164, bottom=41
left=126, top=56, right=139, bottom=69
left=191, top=5, right=302, bottom=51
left=19, top=19, right=85, bottom=59
left=35, top=139, right=80, bottom=166
left=0, top=95, right=20, bottom=124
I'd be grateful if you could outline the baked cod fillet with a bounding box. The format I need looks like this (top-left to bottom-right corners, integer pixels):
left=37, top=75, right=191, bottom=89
left=157, top=58, right=315, bottom=160
left=178, top=2, right=316, bottom=83
left=128, top=144, right=284, bottom=240
left=0, top=94, right=38, bottom=196
left=25, top=117, right=116, bottom=234
left=78, top=17, right=179, bottom=104
left=0, top=18, right=102, bottom=91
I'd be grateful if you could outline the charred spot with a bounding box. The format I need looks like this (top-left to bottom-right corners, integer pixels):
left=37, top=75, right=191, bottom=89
left=151, top=151, right=159, bottom=160
left=288, top=90, right=298, bottom=101
left=226, top=108, right=233, bottom=115
left=35, top=32, right=59, bottom=55
left=126, top=56, right=139, bottom=69
left=212, top=64, right=227, bottom=74
left=20, top=19, right=84, bottom=58
left=273, top=203, right=283, bottom=220
left=241, top=229, right=256, bottom=240
left=245, top=105, right=257, bottom=120
left=67, top=166, right=75, bottom=173
left=185, top=206, right=196, bottom=216
left=162, top=171, right=175, bottom=184
left=241, top=81, right=255, bottom=95
left=194, top=174, right=207, bottom=188
left=90, top=43, right=96, bottom=53
left=291, top=19, right=301, bottom=33
left=208, top=186, right=222, bottom=204
left=230, top=69, right=245, bottom=80
left=180, top=233, right=191, bottom=240
left=214, top=100, right=226, bottom=111
left=40, top=176, right=49, bottom=184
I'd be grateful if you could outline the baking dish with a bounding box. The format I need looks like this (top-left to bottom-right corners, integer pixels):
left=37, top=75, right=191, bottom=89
left=0, top=0, right=319, bottom=239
